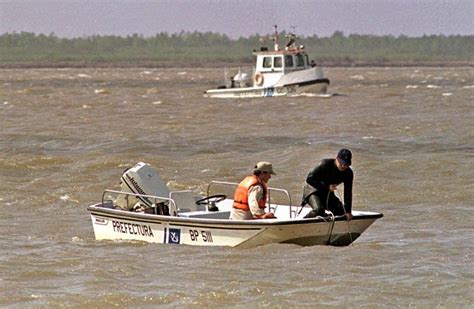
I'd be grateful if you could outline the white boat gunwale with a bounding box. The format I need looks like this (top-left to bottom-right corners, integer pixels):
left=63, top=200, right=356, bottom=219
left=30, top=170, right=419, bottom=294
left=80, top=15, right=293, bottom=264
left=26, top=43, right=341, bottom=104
left=88, top=201, right=383, bottom=227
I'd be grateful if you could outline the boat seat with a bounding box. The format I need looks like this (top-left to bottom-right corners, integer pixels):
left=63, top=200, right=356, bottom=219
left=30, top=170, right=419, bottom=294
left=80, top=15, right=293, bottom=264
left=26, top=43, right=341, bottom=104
left=170, top=190, right=199, bottom=213
left=179, top=211, right=231, bottom=219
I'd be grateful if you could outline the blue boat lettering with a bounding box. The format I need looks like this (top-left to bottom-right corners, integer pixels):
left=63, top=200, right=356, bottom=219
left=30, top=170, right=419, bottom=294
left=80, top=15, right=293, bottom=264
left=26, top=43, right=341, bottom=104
left=112, top=220, right=154, bottom=237
left=264, top=87, right=274, bottom=97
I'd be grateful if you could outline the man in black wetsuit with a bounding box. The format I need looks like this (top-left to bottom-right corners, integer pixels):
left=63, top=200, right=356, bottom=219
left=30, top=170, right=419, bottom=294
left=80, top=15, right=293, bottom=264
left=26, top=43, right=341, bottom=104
left=302, top=149, right=354, bottom=220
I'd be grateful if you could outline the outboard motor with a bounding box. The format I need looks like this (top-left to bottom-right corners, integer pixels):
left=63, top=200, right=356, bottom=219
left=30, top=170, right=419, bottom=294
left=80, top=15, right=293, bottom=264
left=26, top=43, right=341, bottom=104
left=114, top=162, right=170, bottom=211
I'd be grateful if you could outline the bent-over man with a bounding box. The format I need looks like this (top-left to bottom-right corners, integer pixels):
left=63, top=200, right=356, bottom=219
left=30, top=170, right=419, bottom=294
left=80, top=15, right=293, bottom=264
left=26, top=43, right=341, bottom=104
left=302, top=149, right=354, bottom=220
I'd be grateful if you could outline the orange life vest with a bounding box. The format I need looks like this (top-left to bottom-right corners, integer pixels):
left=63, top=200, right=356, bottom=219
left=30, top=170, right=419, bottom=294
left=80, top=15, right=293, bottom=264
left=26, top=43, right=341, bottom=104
left=232, top=175, right=268, bottom=211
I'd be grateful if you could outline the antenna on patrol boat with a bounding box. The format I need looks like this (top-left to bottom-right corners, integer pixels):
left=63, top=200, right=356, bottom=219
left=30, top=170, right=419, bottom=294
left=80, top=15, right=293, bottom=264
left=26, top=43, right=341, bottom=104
left=273, top=24, right=279, bottom=51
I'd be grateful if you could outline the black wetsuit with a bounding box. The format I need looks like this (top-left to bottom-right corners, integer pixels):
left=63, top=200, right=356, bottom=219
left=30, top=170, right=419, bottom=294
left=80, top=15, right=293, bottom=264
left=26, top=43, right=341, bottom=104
left=302, top=158, right=353, bottom=217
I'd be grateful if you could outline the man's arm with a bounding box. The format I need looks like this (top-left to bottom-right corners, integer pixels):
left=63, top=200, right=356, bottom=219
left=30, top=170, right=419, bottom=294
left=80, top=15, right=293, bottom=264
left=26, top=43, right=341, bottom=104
left=343, top=170, right=354, bottom=218
left=306, top=161, right=329, bottom=190
left=248, top=185, right=275, bottom=219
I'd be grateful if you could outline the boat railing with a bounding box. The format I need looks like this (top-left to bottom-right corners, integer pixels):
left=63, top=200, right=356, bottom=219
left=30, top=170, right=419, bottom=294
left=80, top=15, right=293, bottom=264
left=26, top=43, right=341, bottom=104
left=101, top=189, right=179, bottom=216
left=206, top=180, right=295, bottom=218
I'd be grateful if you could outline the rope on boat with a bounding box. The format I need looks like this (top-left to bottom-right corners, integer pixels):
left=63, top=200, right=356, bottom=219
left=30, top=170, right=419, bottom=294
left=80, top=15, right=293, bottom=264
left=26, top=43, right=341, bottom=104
left=325, top=210, right=336, bottom=245
left=298, top=187, right=354, bottom=245
left=335, top=189, right=353, bottom=245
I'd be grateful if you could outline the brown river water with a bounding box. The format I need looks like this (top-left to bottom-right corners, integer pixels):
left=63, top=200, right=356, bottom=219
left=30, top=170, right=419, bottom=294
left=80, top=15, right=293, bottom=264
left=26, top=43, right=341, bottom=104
left=0, top=67, right=473, bottom=307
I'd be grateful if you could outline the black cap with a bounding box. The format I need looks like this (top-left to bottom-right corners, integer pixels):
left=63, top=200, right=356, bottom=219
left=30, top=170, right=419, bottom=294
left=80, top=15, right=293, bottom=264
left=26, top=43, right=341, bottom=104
left=337, top=148, right=352, bottom=165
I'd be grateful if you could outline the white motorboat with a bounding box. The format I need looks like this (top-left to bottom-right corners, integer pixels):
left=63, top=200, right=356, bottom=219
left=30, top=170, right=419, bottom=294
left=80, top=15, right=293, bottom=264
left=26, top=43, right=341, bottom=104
left=204, top=26, right=330, bottom=99
left=87, top=162, right=382, bottom=248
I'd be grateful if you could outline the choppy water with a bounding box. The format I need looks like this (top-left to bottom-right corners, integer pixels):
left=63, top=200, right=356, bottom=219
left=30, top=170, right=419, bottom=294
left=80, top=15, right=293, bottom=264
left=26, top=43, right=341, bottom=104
left=0, top=67, right=473, bottom=308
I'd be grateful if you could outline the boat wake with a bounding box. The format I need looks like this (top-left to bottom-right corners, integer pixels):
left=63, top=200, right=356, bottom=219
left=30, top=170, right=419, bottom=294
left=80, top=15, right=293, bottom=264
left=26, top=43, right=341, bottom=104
left=296, top=92, right=344, bottom=98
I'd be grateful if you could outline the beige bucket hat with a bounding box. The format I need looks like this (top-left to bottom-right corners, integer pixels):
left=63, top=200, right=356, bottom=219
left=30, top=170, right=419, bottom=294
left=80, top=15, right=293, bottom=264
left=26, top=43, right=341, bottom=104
left=254, top=161, right=276, bottom=175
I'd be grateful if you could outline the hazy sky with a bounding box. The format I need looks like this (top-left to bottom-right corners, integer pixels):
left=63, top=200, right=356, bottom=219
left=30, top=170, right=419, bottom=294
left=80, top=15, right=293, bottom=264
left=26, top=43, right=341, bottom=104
left=1, top=0, right=473, bottom=38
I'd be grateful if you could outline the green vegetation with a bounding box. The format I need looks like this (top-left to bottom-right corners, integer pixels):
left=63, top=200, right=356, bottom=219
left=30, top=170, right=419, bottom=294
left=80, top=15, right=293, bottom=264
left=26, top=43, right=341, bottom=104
left=0, top=31, right=472, bottom=67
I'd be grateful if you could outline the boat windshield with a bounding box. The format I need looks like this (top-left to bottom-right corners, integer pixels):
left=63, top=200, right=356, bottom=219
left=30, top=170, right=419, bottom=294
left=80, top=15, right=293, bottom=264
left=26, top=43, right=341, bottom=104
left=263, top=57, right=272, bottom=68
left=296, top=54, right=305, bottom=67
left=285, top=55, right=294, bottom=67
left=274, top=56, right=283, bottom=68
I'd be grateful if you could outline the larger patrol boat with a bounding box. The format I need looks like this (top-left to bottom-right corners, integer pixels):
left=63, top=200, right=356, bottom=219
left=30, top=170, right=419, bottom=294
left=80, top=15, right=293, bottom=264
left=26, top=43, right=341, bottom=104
left=204, top=26, right=330, bottom=98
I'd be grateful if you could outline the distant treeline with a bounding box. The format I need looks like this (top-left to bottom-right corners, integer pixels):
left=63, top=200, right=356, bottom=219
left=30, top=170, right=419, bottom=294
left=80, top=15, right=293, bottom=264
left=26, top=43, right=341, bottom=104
left=0, top=31, right=473, bottom=67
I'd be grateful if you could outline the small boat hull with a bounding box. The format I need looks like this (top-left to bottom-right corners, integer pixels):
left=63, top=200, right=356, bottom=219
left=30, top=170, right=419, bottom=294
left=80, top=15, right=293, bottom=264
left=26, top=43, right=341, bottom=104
left=88, top=202, right=382, bottom=248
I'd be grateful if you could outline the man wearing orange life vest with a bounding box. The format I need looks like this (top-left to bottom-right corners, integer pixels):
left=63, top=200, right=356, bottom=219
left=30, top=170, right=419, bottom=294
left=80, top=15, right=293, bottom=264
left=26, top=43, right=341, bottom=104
left=229, top=162, right=277, bottom=220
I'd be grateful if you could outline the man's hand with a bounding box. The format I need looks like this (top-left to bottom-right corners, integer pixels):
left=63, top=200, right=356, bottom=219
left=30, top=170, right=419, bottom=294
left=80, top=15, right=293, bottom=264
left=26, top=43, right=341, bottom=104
left=345, top=213, right=353, bottom=221
left=329, top=184, right=338, bottom=192
left=263, top=212, right=276, bottom=219
left=254, top=212, right=276, bottom=219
